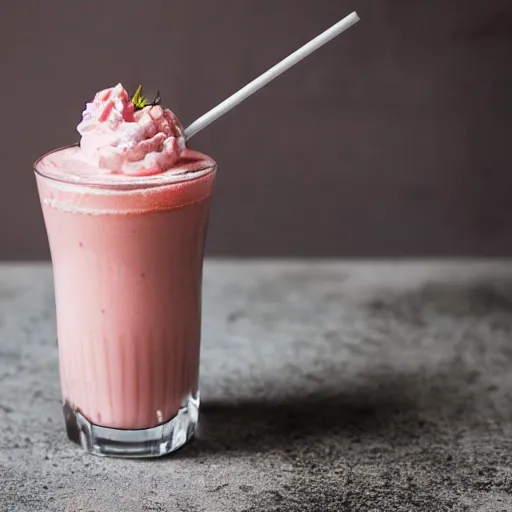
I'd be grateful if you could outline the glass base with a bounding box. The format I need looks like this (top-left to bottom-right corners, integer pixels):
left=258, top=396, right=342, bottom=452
left=63, top=396, right=199, bottom=458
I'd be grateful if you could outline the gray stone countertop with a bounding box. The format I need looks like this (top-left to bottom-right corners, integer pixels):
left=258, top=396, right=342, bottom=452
left=3, top=261, right=512, bottom=512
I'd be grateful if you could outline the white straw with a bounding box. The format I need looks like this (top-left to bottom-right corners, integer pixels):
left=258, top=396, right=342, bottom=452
left=184, top=11, right=360, bottom=140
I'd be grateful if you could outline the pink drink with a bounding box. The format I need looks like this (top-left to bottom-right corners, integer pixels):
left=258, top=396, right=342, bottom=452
left=34, top=85, right=216, bottom=457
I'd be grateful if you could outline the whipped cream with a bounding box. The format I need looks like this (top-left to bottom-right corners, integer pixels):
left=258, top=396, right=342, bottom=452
left=76, top=84, right=190, bottom=176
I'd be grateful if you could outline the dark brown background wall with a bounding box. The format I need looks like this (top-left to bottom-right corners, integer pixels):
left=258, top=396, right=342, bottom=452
left=1, top=0, right=511, bottom=259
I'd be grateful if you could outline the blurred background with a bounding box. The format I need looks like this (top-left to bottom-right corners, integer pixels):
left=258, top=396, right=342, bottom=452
left=0, top=0, right=511, bottom=259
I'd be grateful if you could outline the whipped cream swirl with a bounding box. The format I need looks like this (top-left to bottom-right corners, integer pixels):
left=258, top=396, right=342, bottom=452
left=77, top=84, right=188, bottom=176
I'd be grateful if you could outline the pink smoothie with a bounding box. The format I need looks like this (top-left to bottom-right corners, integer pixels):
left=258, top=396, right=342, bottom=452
left=34, top=84, right=216, bottom=433
left=36, top=147, right=215, bottom=429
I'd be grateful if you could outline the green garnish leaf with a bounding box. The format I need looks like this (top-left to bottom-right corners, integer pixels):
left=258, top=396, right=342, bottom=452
left=131, top=85, right=148, bottom=110
left=131, top=85, right=162, bottom=111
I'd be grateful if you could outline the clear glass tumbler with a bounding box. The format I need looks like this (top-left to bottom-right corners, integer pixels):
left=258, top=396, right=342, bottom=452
left=34, top=146, right=216, bottom=458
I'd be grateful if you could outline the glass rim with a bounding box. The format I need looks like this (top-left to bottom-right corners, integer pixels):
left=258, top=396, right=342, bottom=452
left=34, top=144, right=217, bottom=191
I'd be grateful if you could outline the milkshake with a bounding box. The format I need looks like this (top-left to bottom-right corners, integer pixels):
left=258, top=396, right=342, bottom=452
left=34, top=84, right=216, bottom=457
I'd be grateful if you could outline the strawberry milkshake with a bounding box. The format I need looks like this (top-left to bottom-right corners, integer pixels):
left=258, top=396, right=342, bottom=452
left=34, top=84, right=216, bottom=457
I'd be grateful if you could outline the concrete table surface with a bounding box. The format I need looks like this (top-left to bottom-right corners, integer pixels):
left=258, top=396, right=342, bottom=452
left=2, top=261, right=512, bottom=512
